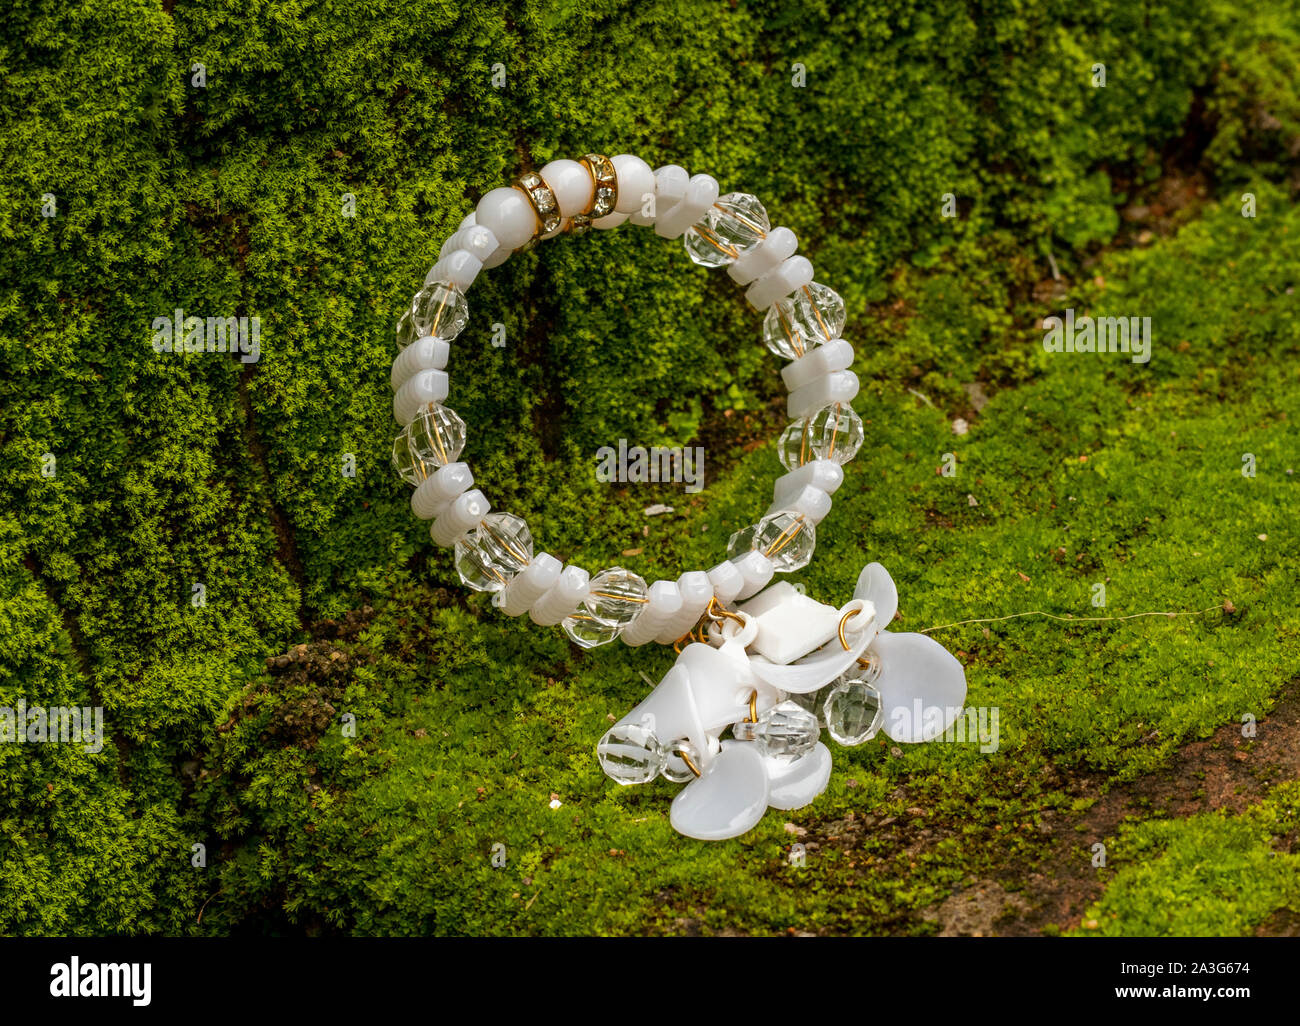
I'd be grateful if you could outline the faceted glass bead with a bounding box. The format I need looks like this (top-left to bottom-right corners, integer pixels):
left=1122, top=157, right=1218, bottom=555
left=753, top=511, right=815, bottom=572
left=725, top=521, right=760, bottom=560
left=683, top=193, right=770, bottom=267
left=733, top=700, right=819, bottom=761
left=395, top=308, right=420, bottom=351
left=410, top=280, right=469, bottom=340
left=762, top=281, right=847, bottom=359
left=776, top=402, right=866, bottom=470
left=453, top=513, right=533, bottom=593
left=391, top=402, right=467, bottom=485
left=824, top=676, right=884, bottom=746
left=597, top=722, right=665, bottom=785
left=562, top=567, right=648, bottom=649
left=662, top=737, right=702, bottom=783
left=785, top=682, right=836, bottom=728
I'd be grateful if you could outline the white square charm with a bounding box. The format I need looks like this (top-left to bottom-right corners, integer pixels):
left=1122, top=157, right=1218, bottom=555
left=737, top=581, right=845, bottom=665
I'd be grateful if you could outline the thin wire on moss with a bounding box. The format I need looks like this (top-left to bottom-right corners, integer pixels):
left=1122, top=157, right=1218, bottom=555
left=918, top=604, right=1229, bottom=634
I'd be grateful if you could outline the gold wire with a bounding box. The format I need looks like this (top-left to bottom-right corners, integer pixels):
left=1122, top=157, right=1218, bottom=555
left=425, top=402, right=449, bottom=464
left=481, top=520, right=528, bottom=564
left=837, top=608, right=875, bottom=669
left=706, top=596, right=745, bottom=627
left=430, top=291, right=449, bottom=337
left=802, top=283, right=830, bottom=340
left=693, top=223, right=738, bottom=258
left=710, top=203, right=768, bottom=236
left=827, top=401, right=841, bottom=459
left=777, top=302, right=805, bottom=359
left=763, top=516, right=805, bottom=559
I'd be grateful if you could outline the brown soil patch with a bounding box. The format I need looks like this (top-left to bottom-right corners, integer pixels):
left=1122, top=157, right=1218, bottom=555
left=996, top=678, right=1300, bottom=935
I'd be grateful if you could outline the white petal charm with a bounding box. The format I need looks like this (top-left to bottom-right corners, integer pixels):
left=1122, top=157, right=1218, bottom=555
left=669, top=740, right=770, bottom=841
left=675, top=637, right=772, bottom=734
left=872, top=630, right=968, bottom=743
left=764, top=742, right=833, bottom=811
left=614, top=662, right=709, bottom=777
left=853, top=561, right=898, bottom=632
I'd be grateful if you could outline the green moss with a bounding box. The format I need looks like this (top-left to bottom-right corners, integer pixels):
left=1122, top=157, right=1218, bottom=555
left=1, top=0, right=1298, bottom=935
left=1073, top=783, right=1300, bottom=936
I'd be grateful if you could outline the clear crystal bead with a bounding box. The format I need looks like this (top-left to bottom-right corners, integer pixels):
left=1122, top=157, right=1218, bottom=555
left=453, top=513, right=533, bottom=592
left=725, top=521, right=760, bottom=560
left=410, top=280, right=469, bottom=340
left=683, top=193, right=770, bottom=267
left=733, top=700, right=819, bottom=761
left=391, top=403, right=467, bottom=484
left=753, top=511, right=815, bottom=572
left=785, top=682, right=836, bottom=728
left=662, top=737, right=702, bottom=783
left=762, top=282, right=847, bottom=359
left=777, top=402, right=865, bottom=470
left=395, top=308, right=419, bottom=351
left=824, top=676, right=884, bottom=746
left=562, top=567, right=648, bottom=648
left=597, top=722, right=665, bottom=785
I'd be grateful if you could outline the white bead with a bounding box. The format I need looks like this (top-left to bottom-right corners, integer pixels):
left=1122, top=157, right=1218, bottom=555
left=654, top=570, right=714, bottom=645
left=539, top=159, right=594, bottom=218
left=497, top=552, right=563, bottom=616
left=655, top=165, right=689, bottom=202
left=781, top=338, right=855, bottom=392
left=440, top=224, right=497, bottom=264
left=620, top=580, right=683, bottom=647
left=458, top=212, right=477, bottom=231
left=732, top=550, right=775, bottom=601
left=728, top=227, right=798, bottom=285
left=481, top=244, right=511, bottom=269
left=425, top=250, right=482, bottom=291
left=411, top=461, right=473, bottom=519
left=707, top=560, right=745, bottom=607
left=611, top=154, right=655, bottom=214
left=391, top=335, right=450, bottom=392
left=393, top=369, right=449, bottom=426
left=787, top=370, right=860, bottom=419
left=430, top=488, right=490, bottom=546
left=745, top=254, right=815, bottom=311
left=529, top=564, right=591, bottom=626
left=475, top=186, right=538, bottom=250
left=593, top=211, right=628, bottom=230
left=655, top=173, right=720, bottom=239
left=631, top=165, right=687, bottom=226
left=766, top=484, right=832, bottom=525
left=772, top=459, right=843, bottom=508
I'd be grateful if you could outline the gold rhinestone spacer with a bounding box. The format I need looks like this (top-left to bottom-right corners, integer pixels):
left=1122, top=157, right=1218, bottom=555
left=514, top=171, right=562, bottom=238
left=579, top=153, right=618, bottom=219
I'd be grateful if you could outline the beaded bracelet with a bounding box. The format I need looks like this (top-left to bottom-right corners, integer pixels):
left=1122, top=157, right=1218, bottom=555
left=389, top=154, right=966, bottom=840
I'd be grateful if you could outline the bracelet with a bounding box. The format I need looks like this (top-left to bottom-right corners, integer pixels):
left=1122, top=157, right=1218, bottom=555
left=389, top=153, right=966, bottom=840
